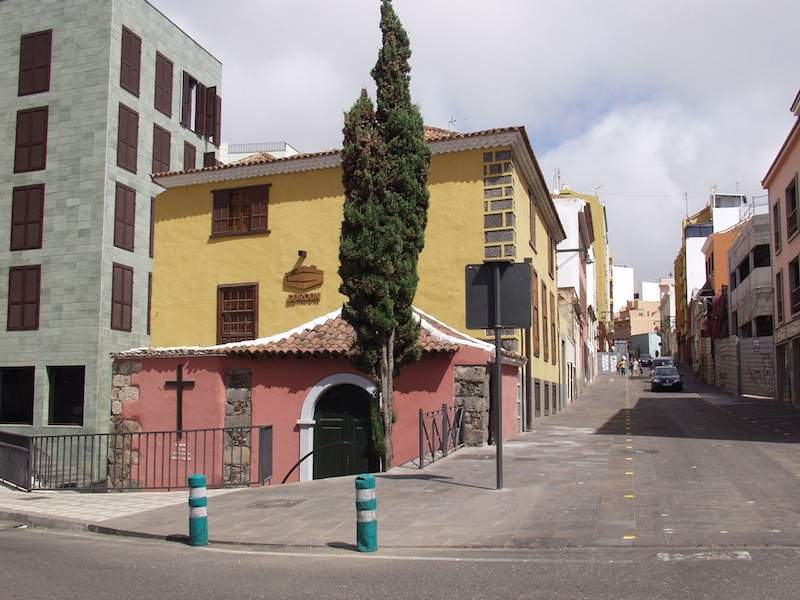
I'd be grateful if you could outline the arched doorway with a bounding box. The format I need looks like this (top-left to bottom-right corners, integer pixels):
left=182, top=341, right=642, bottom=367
left=313, top=384, right=378, bottom=479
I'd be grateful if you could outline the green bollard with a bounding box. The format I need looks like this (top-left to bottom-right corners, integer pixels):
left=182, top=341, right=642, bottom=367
left=188, top=473, right=208, bottom=546
left=355, top=473, right=377, bottom=552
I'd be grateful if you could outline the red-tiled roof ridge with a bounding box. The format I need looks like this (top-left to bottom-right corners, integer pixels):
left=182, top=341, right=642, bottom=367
left=113, top=306, right=524, bottom=362
left=151, top=126, right=525, bottom=181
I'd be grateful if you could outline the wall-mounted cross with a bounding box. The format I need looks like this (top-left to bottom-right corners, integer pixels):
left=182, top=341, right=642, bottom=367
left=165, top=363, right=195, bottom=438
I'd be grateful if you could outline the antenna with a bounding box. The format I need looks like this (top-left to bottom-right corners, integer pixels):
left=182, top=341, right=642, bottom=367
left=735, top=181, right=740, bottom=193
left=684, top=192, right=688, bottom=217
left=447, top=116, right=456, bottom=131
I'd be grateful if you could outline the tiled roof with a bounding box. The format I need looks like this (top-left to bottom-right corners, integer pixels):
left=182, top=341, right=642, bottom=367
left=114, top=307, right=461, bottom=359
left=151, top=126, right=524, bottom=180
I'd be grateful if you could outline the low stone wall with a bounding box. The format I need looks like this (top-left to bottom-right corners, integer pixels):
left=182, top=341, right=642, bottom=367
left=109, top=360, right=143, bottom=488
left=223, top=368, right=252, bottom=483
left=454, top=365, right=489, bottom=446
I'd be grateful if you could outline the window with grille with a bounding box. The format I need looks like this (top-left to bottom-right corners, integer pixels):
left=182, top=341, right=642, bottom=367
left=18, top=29, right=52, bottom=96
left=217, top=284, right=258, bottom=344
left=11, top=185, right=44, bottom=250
left=14, top=107, right=48, bottom=173
left=7, top=265, right=40, bottom=331
left=120, top=26, right=141, bottom=97
left=212, top=185, right=269, bottom=236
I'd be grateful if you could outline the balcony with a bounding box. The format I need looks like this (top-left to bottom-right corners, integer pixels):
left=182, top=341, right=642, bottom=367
left=730, top=266, right=772, bottom=314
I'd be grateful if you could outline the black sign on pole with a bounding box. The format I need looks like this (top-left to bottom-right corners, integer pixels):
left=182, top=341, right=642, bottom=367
left=465, top=262, right=531, bottom=490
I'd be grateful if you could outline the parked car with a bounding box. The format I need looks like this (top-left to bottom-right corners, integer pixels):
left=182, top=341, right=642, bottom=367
left=651, top=366, right=683, bottom=392
left=651, top=356, right=674, bottom=370
left=639, top=354, right=652, bottom=368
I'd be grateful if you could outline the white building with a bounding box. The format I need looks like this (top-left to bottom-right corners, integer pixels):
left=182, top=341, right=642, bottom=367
left=658, top=277, right=676, bottom=357
left=641, top=281, right=661, bottom=302
left=612, top=265, right=635, bottom=314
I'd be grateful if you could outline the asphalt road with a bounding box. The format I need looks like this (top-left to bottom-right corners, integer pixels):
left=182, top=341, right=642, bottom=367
left=2, top=526, right=800, bottom=600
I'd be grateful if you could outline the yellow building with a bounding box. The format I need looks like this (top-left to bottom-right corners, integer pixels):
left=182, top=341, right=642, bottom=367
left=551, top=187, right=613, bottom=349
left=149, top=126, right=566, bottom=424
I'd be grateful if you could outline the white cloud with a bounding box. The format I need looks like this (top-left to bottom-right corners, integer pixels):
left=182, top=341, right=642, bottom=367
left=150, top=0, right=800, bottom=284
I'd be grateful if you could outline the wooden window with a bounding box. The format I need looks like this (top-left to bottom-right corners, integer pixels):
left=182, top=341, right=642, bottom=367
left=14, top=107, right=48, bottom=173
left=531, top=269, right=540, bottom=357
left=151, top=124, right=171, bottom=174
left=787, top=176, right=798, bottom=239
left=18, top=29, right=52, bottom=96
left=212, top=185, right=269, bottom=236
left=120, top=26, right=141, bottom=97
left=117, top=103, right=138, bottom=173
left=10, top=185, right=44, bottom=251
left=149, top=197, right=155, bottom=258
left=776, top=270, right=785, bottom=323
left=147, top=273, right=152, bottom=335
left=183, top=142, right=196, bottom=171
left=195, top=82, right=207, bottom=134
left=203, top=151, right=217, bottom=168
left=550, top=291, right=557, bottom=365
left=203, top=86, right=221, bottom=144
left=111, top=263, right=133, bottom=331
left=548, top=237, right=555, bottom=278
left=541, top=283, right=549, bottom=362
left=529, top=192, right=536, bottom=251
left=773, top=199, right=782, bottom=254
left=213, top=93, right=222, bottom=145
left=7, top=265, right=41, bottom=331
left=217, top=284, right=258, bottom=343
left=154, top=52, right=173, bottom=117
left=114, top=183, right=136, bottom=251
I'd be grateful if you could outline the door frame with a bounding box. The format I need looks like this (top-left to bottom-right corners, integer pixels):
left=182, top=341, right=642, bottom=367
left=297, top=373, right=375, bottom=482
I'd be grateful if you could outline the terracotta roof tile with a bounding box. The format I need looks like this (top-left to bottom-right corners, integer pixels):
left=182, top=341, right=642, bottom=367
left=151, top=126, right=525, bottom=181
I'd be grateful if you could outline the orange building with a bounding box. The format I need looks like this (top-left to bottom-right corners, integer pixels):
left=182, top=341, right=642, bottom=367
left=701, top=225, right=743, bottom=295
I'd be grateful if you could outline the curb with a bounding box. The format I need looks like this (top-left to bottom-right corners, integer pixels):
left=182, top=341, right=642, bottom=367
left=0, top=509, right=93, bottom=533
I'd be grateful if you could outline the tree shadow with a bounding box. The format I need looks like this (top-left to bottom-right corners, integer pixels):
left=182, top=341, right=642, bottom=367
left=377, top=473, right=494, bottom=491
left=595, top=394, right=800, bottom=443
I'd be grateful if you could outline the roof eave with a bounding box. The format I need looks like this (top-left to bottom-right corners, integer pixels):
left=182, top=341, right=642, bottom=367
left=762, top=118, right=800, bottom=188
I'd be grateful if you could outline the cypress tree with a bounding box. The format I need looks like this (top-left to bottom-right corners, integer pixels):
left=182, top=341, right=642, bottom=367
left=339, top=0, right=430, bottom=469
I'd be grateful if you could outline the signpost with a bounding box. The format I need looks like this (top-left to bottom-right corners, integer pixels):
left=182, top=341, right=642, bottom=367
left=465, top=262, right=531, bottom=490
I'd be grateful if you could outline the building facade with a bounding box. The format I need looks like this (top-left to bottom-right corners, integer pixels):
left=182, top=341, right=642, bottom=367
left=658, top=276, right=676, bottom=358
left=148, top=126, right=566, bottom=427
left=613, top=299, right=660, bottom=344
left=764, top=90, right=800, bottom=406
left=0, top=0, right=222, bottom=435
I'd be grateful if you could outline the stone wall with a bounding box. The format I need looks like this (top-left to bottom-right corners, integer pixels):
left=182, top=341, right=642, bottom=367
left=454, top=365, right=489, bottom=446
left=223, top=368, right=252, bottom=483
left=108, top=359, right=143, bottom=488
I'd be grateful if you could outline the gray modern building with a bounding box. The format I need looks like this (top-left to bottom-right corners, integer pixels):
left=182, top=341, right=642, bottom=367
left=0, top=0, right=222, bottom=436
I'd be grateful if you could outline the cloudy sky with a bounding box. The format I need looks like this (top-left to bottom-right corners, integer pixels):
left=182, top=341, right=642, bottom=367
left=152, top=0, right=799, bottom=288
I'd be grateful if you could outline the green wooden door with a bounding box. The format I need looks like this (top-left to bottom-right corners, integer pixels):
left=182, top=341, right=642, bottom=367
left=313, top=384, right=378, bottom=479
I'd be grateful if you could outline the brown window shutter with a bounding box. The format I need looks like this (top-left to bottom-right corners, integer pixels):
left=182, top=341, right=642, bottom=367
left=154, top=52, right=173, bottom=117
left=11, top=185, right=44, bottom=251
left=123, top=267, right=133, bottom=331
left=149, top=197, right=155, bottom=258
left=117, top=104, right=138, bottom=173
left=194, top=82, right=207, bottom=135
left=212, top=190, right=230, bottom=234
left=19, top=29, right=52, bottom=96
left=120, top=26, right=141, bottom=96
left=183, top=142, right=196, bottom=171
left=111, top=263, right=133, bottom=331
left=14, top=107, right=48, bottom=173
left=181, top=72, right=192, bottom=126
left=152, top=124, right=170, bottom=174
left=114, top=183, right=135, bottom=251
left=204, top=86, right=216, bottom=140
left=213, top=94, right=222, bottom=146
left=8, top=265, right=41, bottom=331
left=203, top=151, right=216, bottom=167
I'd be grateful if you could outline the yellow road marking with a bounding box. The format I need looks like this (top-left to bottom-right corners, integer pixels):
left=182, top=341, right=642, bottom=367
left=625, top=471, right=634, bottom=475
left=623, top=535, right=637, bottom=540
left=626, top=457, right=633, bottom=461
left=625, top=494, right=635, bottom=499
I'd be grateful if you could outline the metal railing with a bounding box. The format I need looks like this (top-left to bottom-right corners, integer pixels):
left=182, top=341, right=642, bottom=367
left=0, top=426, right=272, bottom=492
left=418, top=404, right=465, bottom=469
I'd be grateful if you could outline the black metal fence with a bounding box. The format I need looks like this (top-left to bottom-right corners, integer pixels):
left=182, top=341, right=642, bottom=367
left=418, top=404, right=465, bottom=468
left=0, top=426, right=272, bottom=492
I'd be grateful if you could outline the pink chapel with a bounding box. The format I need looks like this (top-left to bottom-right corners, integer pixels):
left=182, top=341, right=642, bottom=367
left=109, top=307, right=524, bottom=488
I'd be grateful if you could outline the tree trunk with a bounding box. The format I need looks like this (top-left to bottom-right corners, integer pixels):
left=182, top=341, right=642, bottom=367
left=380, top=331, right=395, bottom=470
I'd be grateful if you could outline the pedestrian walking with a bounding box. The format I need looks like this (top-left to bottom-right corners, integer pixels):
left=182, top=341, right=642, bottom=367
left=632, top=358, right=640, bottom=376
left=620, top=356, right=627, bottom=376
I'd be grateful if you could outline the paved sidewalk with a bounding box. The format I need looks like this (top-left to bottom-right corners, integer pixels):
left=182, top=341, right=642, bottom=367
left=4, top=374, right=800, bottom=549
